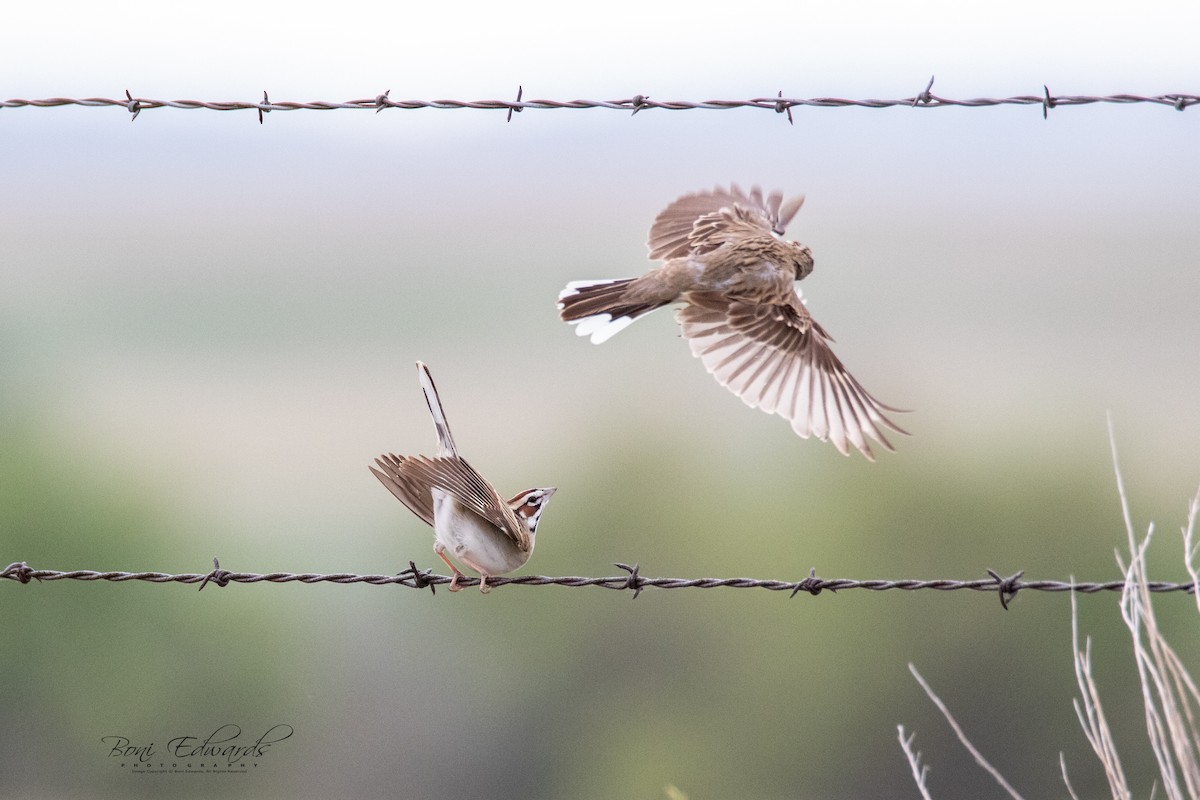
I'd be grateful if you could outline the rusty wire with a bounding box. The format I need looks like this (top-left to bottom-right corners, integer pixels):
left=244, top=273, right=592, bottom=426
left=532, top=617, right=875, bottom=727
left=2, top=77, right=1197, bottom=124
left=2, top=560, right=1195, bottom=608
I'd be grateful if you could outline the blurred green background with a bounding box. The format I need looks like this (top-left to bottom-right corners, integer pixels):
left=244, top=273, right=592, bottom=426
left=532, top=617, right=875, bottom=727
left=3, top=1, right=1200, bottom=797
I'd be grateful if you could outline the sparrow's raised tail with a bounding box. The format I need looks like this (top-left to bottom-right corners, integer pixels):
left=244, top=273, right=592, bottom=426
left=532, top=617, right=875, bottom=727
left=416, top=361, right=457, bottom=457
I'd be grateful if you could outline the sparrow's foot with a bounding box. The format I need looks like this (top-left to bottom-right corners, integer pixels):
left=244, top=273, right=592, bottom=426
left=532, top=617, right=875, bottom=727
left=456, top=553, right=493, bottom=594
left=435, top=546, right=467, bottom=593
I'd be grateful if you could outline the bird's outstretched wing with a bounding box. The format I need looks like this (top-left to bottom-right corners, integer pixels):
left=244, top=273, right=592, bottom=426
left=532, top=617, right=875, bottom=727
left=647, top=184, right=805, bottom=260
left=676, top=290, right=907, bottom=460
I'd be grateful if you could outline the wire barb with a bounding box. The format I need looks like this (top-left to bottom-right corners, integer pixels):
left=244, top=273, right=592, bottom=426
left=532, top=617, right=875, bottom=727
left=1042, top=84, right=1055, bottom=119
left=775, top=90, right=794, bottom=125
left=913, top=75, right=936, bottom=106
left=790, top=567, right=824, bottom=597
left=616, top=562, right=644, bottom=599
left=124, top=89, right=141, bottom=121
left=400, top=560, right=436, bottom=593
left=987, top=568, right=1025, bottom=610
left=2, top=561, right=37, bottom=584
left=507, top=85, right=523, bottom=123
left=198, top=557, right=231, bottom=591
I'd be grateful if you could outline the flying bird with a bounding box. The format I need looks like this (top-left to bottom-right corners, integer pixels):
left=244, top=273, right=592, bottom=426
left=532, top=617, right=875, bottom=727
left=558, top=185, right=907, bottom=459
left=370, top=362, right=556, bottom=592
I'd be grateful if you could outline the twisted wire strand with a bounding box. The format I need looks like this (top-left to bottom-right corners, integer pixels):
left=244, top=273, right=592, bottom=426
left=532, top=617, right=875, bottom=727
left=2, top=80, right=1197, bottom=124
left=2, top=561, right=1195, bottom=607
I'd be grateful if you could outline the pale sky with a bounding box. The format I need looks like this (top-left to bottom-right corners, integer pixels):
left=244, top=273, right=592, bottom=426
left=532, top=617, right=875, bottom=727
left=6, top=1, right=1199, bottom=98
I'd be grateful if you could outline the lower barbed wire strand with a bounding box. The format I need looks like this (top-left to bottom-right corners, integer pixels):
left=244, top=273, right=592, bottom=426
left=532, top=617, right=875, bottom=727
left=1, top=561, right=1194, bottom=599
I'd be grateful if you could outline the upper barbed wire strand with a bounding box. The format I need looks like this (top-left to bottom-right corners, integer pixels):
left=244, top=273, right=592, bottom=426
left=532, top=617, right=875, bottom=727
left=2, top=82, right=1197, bottom=122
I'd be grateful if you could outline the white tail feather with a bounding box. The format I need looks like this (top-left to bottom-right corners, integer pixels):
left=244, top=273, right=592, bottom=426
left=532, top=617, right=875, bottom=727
left=569, top=314, right=638, bottom=344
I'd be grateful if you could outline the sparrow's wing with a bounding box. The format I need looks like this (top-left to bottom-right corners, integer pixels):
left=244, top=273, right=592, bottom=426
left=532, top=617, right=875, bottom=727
left=402, top=455, right=531, bottom=551
left=370, top=453, right=435, bottom=526
left=647, top=185, right=806, bottom=260
left=676, top=291, right=907, bottom=460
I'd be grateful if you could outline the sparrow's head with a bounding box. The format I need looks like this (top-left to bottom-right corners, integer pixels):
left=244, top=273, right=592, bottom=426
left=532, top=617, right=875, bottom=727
left=510, top=487, right=557, bottom=538
left=788, top=241, right=814, bottom=280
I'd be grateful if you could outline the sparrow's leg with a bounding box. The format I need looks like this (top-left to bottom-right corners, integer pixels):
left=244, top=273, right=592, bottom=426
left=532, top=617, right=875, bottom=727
left=454, top=553, right=493, bottom=594
left=434, top=544, right=466, bottom=592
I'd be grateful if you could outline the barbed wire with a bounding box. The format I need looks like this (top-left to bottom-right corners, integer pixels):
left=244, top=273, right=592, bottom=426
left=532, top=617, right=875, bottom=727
left=2, top=560, right=1196, bottom=608
left=2, top=78, right=1197, bottom=125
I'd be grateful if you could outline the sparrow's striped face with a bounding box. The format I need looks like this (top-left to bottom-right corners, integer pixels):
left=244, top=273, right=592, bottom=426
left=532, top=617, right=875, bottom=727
left=510, top=487, right=557, bottom=537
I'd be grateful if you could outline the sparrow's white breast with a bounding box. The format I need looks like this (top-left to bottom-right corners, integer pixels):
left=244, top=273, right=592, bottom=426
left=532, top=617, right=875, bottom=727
left=431, top=489, right=531, bottom=574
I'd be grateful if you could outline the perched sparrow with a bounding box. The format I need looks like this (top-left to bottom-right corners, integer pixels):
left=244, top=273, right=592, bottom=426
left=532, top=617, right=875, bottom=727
left=558, top=184, right=907, bottom=460
left=370, top=361, right=556, bottom=593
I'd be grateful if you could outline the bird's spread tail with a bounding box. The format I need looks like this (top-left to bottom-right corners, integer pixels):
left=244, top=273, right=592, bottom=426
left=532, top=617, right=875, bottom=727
left=416, top=361, right=457, bottom=457
left=557, top=278, right=665, bottom=344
